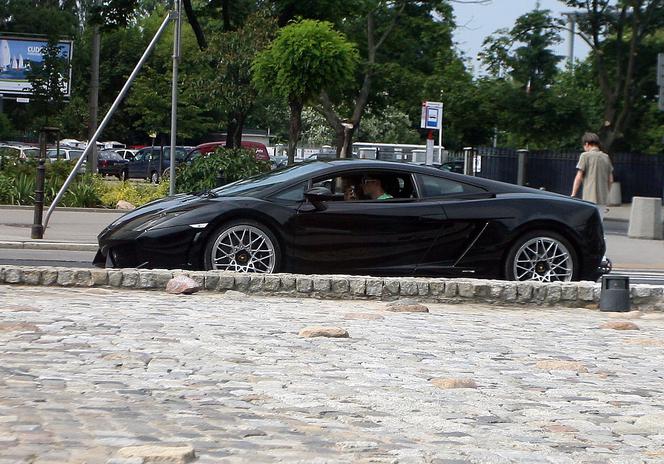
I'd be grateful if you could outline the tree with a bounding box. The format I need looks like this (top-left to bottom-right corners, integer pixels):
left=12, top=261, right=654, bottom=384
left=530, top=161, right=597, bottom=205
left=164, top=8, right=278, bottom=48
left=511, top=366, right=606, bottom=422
left=253, top=19, right=358, bottom=164
left=479, top=8, right=569, bottom=148
left=125, top=9, right=213, bottom=143
left=195, top=9, right=277, bottom=148
left=28, top=38, right=70, bottom=127
left=562, top=0, right=664, bottom=151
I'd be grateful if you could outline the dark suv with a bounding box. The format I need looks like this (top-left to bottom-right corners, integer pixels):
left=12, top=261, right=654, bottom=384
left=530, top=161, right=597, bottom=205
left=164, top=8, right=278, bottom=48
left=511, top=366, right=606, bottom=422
left=124, top=146, right=192, bottom=183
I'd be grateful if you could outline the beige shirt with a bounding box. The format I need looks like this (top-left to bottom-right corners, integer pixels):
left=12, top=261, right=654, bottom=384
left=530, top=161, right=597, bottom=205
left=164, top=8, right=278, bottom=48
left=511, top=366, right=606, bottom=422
left=576, top=147, right=613, bottom=205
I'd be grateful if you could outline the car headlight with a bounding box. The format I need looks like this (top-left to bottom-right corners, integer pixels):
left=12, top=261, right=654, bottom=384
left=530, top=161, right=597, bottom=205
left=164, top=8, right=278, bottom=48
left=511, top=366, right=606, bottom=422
left=132, top=211, right=185, bottom=232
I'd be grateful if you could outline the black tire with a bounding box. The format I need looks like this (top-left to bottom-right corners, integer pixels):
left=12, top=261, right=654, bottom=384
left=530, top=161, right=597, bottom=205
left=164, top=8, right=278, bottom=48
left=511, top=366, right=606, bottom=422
left=504, top=230, right=578, bottom=282
left=118, top=169, right=128, bottom=181
left=149, top=170, right=159, bottom=184
left=203, top=220, right=281, bottom=273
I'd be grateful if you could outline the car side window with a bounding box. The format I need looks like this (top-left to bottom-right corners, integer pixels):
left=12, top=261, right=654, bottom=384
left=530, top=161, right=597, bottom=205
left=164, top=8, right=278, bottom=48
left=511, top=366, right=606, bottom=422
left=311, top=172, right=417, bottom=201
left=271, top=181, right=307, bottom=203
left=134, top=150, right=148, bottom=162
left=418, top=174, right=485, bottom=198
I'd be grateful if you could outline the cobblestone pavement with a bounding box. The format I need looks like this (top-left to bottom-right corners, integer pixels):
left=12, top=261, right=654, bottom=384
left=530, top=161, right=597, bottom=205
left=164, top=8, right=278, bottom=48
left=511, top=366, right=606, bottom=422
left=1, top=286, right=664, bottom=464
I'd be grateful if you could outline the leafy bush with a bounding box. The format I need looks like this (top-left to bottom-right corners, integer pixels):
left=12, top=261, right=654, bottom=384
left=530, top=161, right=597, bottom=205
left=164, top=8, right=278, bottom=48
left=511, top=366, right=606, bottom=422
left=0, top=174, right=14, bottom=203
left=10, top=174, right=36, bottom=205
left=176, top=148, right=270, bottom=193
left=99, top=180, right=169, bottom=208
left=0, top=158, right=172, bottom=208
left=62, top=175, right=103, bottom=208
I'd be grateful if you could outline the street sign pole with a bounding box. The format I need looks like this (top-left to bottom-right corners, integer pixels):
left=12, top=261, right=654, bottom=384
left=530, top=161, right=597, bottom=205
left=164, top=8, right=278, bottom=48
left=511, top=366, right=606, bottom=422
left=421, top=101, right=443, bottom=162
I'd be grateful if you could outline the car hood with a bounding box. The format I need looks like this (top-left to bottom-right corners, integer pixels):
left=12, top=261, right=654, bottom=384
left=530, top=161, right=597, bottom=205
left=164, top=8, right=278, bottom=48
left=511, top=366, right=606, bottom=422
left=102, top=193, right=206, bottom=232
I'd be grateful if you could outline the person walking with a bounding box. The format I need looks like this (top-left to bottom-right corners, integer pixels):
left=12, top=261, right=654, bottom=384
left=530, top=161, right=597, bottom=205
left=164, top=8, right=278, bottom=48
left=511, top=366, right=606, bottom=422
left=571, top=132, right=613, bottom=212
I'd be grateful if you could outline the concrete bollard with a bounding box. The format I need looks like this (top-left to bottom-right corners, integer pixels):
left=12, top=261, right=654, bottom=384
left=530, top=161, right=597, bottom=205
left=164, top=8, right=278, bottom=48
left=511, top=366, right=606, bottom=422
left=608, top=181, right=622, bottom=206
left=628, top=197, right=663, bottom=240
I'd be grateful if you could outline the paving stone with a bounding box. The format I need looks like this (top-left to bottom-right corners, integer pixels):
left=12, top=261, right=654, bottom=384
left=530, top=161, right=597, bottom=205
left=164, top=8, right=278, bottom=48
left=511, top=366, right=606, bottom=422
left=600, top=321, right=640, bottom=330
left=298, top=327, right=350, bottom=338
left=535, top=360, right=588, bottom=373
left=116, top=444, right=196, bottom=463
left=431, top=378, right=477, bottom=389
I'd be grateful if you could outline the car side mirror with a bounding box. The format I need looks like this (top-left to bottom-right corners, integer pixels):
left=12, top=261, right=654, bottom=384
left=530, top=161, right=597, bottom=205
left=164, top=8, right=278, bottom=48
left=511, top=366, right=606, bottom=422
left=304, top=186, right=334, bottom=211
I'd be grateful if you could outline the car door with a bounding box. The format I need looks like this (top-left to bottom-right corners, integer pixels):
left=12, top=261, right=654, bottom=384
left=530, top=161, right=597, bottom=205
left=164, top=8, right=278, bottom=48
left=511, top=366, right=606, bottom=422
left=128, top=148, right=151, bottom=178
left=414, top=173, right=499, bottom=276
left=287, top=169, right=447, bottom=276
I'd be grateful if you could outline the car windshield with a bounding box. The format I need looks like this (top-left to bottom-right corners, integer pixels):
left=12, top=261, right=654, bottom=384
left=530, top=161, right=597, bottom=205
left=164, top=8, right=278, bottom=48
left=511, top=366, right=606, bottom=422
left=210, top=162, right=322, bottom=197
left=23, top=148, right=39, bottom=158
left=101, top=151, right=123, bottom=161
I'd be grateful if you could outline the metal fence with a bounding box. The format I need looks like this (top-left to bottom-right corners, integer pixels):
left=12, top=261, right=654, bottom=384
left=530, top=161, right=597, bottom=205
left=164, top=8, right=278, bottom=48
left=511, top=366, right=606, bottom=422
left=451, top=147, right=664, bottom=203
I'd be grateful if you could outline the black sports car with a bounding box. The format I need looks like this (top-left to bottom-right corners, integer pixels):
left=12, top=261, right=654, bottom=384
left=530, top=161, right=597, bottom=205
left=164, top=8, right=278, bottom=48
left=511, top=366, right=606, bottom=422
left=94, top=160, right=607, bottom=282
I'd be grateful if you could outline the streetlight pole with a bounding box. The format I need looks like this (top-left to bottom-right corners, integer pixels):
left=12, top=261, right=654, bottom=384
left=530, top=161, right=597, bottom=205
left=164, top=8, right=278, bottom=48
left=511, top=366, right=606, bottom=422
left=169, top=0, right=182, bottom=196
left=562, top=12, right=577, bottom=70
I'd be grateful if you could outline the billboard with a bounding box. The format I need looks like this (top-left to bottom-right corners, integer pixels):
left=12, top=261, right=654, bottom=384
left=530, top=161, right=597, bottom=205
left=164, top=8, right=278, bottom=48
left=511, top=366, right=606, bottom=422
left=0, top=36, right=73, bottom=97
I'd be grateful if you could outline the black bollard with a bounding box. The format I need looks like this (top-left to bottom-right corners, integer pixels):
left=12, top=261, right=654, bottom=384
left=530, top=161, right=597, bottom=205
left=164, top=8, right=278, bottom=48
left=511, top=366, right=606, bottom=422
left=31, top=159, right=46, bottom=239
left=599, top=275, right=630, bottom=312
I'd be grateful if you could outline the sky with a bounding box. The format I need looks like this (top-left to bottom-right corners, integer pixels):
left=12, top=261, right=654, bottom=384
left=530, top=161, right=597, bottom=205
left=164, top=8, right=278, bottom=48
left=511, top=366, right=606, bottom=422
left=451, top=0, right=591, bottom=74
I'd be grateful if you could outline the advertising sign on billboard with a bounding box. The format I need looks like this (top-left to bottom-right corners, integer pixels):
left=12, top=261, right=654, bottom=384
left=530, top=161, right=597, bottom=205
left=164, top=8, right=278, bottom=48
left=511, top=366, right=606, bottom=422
left=0, top=36, right=73, bottom=97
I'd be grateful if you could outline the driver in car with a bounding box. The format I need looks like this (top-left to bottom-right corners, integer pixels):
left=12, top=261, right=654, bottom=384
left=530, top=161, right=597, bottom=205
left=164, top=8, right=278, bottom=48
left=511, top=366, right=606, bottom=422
left=361, top=175, right=393, bottom=200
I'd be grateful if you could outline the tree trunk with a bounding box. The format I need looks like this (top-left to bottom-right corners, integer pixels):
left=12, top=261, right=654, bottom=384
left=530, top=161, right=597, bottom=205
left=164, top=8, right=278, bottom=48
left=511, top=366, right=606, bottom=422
left=225, top=118, right=237, bottom=149
left=182, top=0, right=207, bottom=50
left=288, top=100, right=303, bottom=165
left=231, top=111, right=245, bottom=148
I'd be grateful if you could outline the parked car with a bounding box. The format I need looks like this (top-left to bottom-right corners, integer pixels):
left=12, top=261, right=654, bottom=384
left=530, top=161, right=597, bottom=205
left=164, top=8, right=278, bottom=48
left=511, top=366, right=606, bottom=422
left=0, top=144, right=40, bottom=162
left=124, top=146, right=193, bottom=183
left=94, top=159, right=607, bottom=282
left=47, top=147, right=85, bottom=162
left=115, top=149, right=138, bottom=161
left=438, top=160, right=465, bottom=174
left=98, top=149, right=129, bottom=179
left=184, top=141, right=270, bottom=164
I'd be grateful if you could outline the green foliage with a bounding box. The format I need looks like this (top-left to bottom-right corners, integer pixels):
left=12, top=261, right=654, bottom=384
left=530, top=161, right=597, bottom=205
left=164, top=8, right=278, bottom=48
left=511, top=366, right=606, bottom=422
left=27, top=37, right=70, bottom=127
left=195, top=9, right=277, bottom=146
left=176, top=148, right=270, bottom=193
left=253, top=19, right=358, bottom=103
left=125, top=9, right=213, bottom=141
left=357, top=106, right=420, bottom=145
left=0, top=162, right=172, bottom=208
left=98, top=180, right=169, bottom=208
left=0, top=114, right=15, bottom=140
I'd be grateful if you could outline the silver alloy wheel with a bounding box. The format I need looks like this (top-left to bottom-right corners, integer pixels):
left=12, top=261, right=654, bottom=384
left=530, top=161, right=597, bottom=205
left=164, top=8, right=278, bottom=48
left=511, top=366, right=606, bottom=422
left=150, top=171, right=159, bottom=184
left=512, top=236, right=573, bottom=282
left=210, top=224, right=276, bottom=273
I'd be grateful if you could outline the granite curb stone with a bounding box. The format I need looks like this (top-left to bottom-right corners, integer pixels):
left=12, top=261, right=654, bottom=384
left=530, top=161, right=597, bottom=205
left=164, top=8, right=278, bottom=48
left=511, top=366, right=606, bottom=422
left=0, top=265, right=663, bottom=310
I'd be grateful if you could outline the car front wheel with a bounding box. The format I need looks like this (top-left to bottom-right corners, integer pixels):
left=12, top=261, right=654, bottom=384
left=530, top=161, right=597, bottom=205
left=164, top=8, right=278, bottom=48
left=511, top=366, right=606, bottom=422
left=504, top=230, right=578, bottom=282
left=204, top=220, right=281, bottom=273
left=149, top=170, right=159, bottom=184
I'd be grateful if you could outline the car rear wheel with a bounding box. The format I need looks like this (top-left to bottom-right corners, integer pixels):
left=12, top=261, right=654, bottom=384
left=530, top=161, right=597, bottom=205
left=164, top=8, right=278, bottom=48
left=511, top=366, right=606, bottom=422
left=149, top=170, right=159, bottom=184
left=504, top=230, right=577, bottom=282
left=204, top=220, right=280, bottom=273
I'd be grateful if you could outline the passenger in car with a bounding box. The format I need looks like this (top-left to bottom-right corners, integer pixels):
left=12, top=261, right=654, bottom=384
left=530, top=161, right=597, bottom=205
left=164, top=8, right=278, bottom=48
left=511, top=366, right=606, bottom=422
left=361, top=175, right=393, bottom=200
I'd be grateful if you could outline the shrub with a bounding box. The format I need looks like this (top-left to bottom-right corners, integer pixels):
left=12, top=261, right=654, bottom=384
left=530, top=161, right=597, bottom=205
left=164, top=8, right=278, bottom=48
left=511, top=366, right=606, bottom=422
left=99, top=180, right=169, bottom=208
left=176, top=148, right=270, bottom=193
left=0, top=174, right=13, bottom=203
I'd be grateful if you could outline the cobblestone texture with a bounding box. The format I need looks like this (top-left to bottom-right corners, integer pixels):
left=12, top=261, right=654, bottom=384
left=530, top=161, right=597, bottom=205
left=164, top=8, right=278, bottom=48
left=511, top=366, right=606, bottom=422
left=1, top=285, right=664, bottom=463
